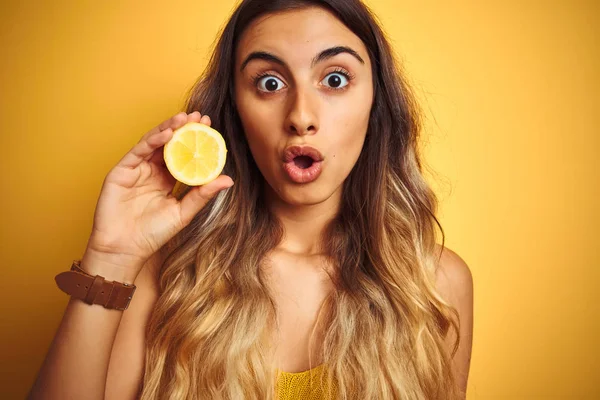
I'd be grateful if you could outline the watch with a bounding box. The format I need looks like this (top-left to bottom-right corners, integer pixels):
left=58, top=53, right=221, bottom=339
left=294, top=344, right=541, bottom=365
left=54, top=260, right=137, bottom=311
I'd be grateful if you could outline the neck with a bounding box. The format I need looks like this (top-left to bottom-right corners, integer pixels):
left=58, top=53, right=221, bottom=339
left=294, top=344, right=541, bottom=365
left=265, top=185, right=342, bottom=256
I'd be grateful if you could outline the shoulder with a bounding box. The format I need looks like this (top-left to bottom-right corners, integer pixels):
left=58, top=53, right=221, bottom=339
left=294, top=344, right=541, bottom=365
left=434, top=244, right=473, bottom=304
left=433, top=245, right=474, bottom=394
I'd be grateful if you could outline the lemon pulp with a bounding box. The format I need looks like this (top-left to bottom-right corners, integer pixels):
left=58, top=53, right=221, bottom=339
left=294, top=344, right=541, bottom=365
left=163, top=122, right=227, bottom=186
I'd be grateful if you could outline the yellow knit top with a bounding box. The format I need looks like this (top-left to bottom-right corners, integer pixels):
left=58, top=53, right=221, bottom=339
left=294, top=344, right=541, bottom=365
left=275, top=364, right=337, bottom=399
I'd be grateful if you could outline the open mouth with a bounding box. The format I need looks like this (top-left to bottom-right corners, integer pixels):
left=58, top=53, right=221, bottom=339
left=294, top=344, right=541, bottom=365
left=282, top=145, right=324, bottom=183
left=283, top=145, right=324, bottom=163
left=293, top=155, right=315, bottom=169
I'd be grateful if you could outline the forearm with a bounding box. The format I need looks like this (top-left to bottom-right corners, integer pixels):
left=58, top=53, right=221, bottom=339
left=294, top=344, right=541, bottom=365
left=28, top=255, right=141, bottom=400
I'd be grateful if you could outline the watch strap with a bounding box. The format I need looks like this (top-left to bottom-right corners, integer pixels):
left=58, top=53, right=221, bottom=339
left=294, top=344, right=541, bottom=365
left=55, top=260, right=137, bottom=311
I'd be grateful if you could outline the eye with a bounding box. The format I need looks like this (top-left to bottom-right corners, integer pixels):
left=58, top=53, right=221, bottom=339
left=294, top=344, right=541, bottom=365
left=257, top=76, right=285, bottom=92
left=321, top=72, right=349, bottom=89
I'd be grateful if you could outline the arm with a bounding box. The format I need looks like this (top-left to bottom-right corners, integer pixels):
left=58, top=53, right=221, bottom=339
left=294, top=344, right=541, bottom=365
left=105, top=251, right=162, bottom=400
left=435, top=245, right=474, bottom=397
left=28, top=251, right=161, bottom=400
left=28, top=111, right=228, bottom=400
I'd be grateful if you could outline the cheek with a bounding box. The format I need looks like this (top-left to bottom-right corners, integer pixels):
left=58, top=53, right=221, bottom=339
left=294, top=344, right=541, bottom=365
left=330, top=132, right=366, bottom=175
left=328, top=95, right=371, bottom=167
left=237, top=95, right=274, bottom=149
left=235, top=96, right=283, bottom=178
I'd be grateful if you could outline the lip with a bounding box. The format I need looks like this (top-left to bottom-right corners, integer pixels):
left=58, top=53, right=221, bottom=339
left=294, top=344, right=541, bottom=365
left=282, top=145, right=324, bottom=184
left=282, top=145, right=324, bottom=163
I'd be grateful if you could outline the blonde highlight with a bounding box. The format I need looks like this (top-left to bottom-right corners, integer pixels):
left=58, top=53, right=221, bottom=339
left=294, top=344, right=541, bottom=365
left=140, top=0, right=462, bottom=398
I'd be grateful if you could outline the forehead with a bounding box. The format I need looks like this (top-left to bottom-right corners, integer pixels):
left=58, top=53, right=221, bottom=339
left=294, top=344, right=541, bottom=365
left=235, top=6, right=369, bottom=67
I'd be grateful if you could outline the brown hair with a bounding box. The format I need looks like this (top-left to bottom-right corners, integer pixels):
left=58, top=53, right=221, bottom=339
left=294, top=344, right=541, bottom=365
left=141, top=1, right=461, bottom=398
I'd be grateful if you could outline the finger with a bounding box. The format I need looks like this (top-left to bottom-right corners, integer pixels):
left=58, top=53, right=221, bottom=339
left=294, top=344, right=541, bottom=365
left=141, top=112, right=187, bottom=143
left=160, top=111, right=188, bottom=131
left=178, top=175, right=234, bottom=226
left=117, top=128, right=174, bottom=169
left=146, top=112, right=201, bottom=164
left=200, top=115, right=212, bottom=127
left=138, top=112, right=189, bottom=151
left=147, top=144, right=167, bottom=166
left=188, top=111, right=201, bottom=123
left=117, top=112, right=194, bottom=170
left=145, top=112, right=202, bottom=165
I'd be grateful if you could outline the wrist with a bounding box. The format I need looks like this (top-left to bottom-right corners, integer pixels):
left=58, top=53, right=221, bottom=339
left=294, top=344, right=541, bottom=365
left=80, top=250, right=143, bottom=284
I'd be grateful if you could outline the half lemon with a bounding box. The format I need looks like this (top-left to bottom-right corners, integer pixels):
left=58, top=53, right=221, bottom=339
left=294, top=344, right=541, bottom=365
left=163, top=122, right=227, bottom=186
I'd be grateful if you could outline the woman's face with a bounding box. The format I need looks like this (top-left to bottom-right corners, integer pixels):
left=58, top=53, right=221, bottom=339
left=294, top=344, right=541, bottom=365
left=234, top=6, right=373, bottom=206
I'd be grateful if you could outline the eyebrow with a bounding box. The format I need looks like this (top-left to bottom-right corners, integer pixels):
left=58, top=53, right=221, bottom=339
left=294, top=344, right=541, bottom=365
left=239, top=45, right=365, bottom=72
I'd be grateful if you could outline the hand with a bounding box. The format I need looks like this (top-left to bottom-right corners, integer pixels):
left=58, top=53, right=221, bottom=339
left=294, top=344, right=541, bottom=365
left=82, top=111, right=233, bottom=278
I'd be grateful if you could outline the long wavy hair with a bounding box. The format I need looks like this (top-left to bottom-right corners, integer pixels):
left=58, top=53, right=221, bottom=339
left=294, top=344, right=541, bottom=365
left=140, top=0, right=461, bottom=398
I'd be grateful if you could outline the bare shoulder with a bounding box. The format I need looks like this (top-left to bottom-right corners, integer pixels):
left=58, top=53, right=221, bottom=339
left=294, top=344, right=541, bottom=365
left=434, top=244, right=473, bottom=302
left=433, top=244, right=474, bottom=396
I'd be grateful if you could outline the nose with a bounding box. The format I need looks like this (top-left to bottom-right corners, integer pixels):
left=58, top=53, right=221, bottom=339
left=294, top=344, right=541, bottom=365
left=285, top=86, right=319, bottom=136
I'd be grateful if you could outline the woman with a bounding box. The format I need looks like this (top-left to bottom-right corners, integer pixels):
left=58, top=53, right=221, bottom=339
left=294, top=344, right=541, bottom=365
left=30, top=0, right=473, bottom=399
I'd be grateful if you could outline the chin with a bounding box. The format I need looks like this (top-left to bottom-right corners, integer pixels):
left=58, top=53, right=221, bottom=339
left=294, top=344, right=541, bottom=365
left=268, top=180, right=340, bottom=207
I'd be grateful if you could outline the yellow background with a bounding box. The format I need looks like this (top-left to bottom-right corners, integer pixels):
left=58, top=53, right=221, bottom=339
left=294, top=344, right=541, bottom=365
left=1, top=0, right=598, bottom=398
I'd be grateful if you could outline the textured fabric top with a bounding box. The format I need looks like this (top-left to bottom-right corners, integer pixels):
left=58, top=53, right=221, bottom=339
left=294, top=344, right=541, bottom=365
left=275, top=364, right=337, bottom=399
